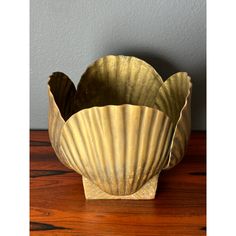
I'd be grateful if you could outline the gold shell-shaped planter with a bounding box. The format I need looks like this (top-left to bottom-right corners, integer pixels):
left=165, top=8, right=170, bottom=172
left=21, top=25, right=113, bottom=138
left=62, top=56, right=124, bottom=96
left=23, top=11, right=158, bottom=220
left=48, top=55, right=192, bottom=200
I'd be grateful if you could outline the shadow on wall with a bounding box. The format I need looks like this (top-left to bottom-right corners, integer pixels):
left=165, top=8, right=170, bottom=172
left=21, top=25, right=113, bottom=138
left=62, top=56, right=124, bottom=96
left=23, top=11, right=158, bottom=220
left=100, top=49, right=206, bottom=130
left=120, top=50, right=180, bottom=80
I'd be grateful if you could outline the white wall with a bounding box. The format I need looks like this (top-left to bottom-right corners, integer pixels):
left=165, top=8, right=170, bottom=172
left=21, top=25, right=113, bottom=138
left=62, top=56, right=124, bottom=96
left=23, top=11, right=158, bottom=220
left=30, top=0, right=206, bottom=130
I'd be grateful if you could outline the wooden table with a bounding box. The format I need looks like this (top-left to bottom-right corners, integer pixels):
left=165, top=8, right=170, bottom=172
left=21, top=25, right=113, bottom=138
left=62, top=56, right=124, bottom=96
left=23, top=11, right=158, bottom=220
left=30, top=131, right=206, bottom=236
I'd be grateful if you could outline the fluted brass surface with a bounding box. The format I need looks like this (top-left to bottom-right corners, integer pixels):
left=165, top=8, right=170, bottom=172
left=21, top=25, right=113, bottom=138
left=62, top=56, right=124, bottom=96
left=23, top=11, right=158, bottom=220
left=60, top=105, right=173, bottom=195
left=154, top=72, right=192, bottom=169
left=48, top=55, right=192, bottom=199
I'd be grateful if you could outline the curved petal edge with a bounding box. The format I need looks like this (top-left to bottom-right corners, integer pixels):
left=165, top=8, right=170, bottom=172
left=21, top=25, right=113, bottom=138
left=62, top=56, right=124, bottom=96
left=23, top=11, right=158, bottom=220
left=154, top=72, right=192, bottom=169
left=48, top=72, right=77, bottom=169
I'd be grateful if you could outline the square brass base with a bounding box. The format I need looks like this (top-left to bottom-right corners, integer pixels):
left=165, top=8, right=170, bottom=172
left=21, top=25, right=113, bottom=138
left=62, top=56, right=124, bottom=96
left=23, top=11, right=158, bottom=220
left=82, top=175, right=158, bottom=200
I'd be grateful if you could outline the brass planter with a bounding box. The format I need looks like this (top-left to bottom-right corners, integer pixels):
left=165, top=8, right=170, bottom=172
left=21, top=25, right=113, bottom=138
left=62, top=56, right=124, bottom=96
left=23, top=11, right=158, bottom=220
left=48, top=55, right=192, bottom=199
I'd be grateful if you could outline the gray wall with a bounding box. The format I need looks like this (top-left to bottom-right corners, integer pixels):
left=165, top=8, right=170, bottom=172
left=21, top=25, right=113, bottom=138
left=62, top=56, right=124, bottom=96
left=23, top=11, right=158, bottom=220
left=30, top=0, right=206, bottom=130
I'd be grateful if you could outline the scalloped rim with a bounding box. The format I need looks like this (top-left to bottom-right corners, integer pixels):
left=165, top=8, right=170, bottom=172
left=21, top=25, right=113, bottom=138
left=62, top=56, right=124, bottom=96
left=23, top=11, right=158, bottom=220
left=48, top=56, right=192, bottom=173
left=61, top=103, right=172, bottom=129
left=48, top=55, right=165, bottom=122
left=163, top=74, right=192, bottom=169
left=78, top=55, right=164, bottom=87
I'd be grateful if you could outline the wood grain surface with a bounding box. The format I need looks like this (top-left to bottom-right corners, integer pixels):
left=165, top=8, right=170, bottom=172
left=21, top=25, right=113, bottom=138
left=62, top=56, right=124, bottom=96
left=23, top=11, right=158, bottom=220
left=30, top=130, right=206, bottom=236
